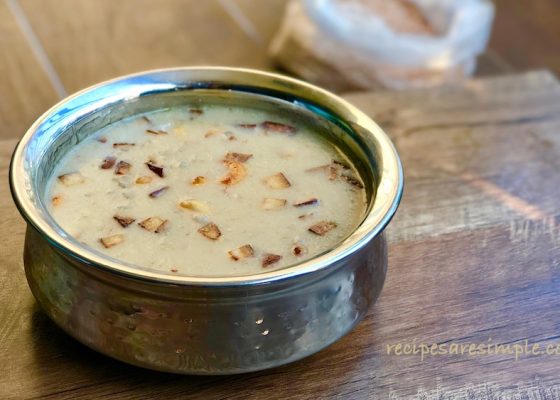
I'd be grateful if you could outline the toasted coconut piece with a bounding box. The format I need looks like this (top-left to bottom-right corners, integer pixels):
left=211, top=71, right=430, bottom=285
left=141, top=115, right=152, bottom=124
left=100, top=156, right=117, bottom=169
left=262, top=198, right=287, bottom=210
left=100, top=234, right=124, bottom=248
left=308, top=159, right=363, bottom=188
left=236, top=123, right=257, bottom=129
left=198, top=223, right=221, bottom=240
left=204, top=130, right=218, bottom=138
left=341, top=174, right=364, bottom=189
left=264, top=172, right=291, bottom=189
left=113, top=215, right=135, bottom=228
left=51, top=195, right=63, bottom=207
left=262, top=253, right=282, bottom=268
left=191, top=176, right=206, bottom=186
left=328, top=164, right=343, bottom=180
left=58, top=172, right=84, bottom=186
left=306, top=162, right=343, bottom=180
left=113, top=142, right=135, bottom=148
left=97, top=136, right=108, bottom=143
left=135, top=175, right=153, bottom=184
left=298, top=213, right=314, bottom=220
left=146, top=129, right=168, bottom=135
left=228, top=244, right=254, bottom=261
left=309, top=221, right=337, bottom=236
left=189, top=108, right=203, bottom=117
left=149, top=186, right=169, bottom=198
left=220, top=161, right=247, bottom=185
left=294, top=198, right=319, bottom=207
left=179, top=200, right=210, bottom=214
left=260, top=121, right=297, bottom=135
left=145, top=160, right=164, bottom=177
left=115, top=161, right=131, bottom=175
left=170, top=267, right=178, bottom=273
left=224, top=152, right=253, bottom=163
left=292, top=244, right=307, bottom=257
left=138, top=217, right=168, bottom=233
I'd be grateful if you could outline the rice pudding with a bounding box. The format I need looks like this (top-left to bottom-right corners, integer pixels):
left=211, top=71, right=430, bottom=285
left=46, top=104, right=367, bottom=276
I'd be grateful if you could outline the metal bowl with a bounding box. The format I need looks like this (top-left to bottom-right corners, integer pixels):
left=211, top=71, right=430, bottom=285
left=9, top=67, right=403, bottom=374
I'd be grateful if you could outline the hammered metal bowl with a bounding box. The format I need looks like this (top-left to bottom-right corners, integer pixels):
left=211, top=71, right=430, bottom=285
left=10, top=67, right=403, bottom=374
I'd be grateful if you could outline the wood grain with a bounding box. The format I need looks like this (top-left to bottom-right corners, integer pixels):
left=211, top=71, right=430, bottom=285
left=231, top=0, right=287, bottom=45
left=346, top=70, right=560, bottom=243
left=0, top=1, right=58, bottom=140
left=475, top=50, right=515, bottom=76
left=1, top=72, right=560, bottom=399
left=18, top=0, right=272, bottom=94
left=490, top=0, right=560, bottom=77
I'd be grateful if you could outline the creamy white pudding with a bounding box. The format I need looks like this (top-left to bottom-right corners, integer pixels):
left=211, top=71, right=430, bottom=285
left=46, top=105, right=366, bottom=276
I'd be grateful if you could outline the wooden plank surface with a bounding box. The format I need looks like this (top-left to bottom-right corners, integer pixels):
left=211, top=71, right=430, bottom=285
left=347, top=70, right=560, bottom=243
left=0, top=1, right=59, bottom=140
left=18, top=0, right=273, bottom=94
left=1, top=71, right=559, bottom=399
left=490, top=0, right=560, bottom=77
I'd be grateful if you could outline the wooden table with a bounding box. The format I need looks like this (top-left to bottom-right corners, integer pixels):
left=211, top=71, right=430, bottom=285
left=1, top=1, right=560, bottom=399
left=2, top=70, right=560, bottom=399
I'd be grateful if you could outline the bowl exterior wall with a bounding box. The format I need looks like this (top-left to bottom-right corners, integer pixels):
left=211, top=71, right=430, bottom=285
left=24, top=225, right=387, bottom=374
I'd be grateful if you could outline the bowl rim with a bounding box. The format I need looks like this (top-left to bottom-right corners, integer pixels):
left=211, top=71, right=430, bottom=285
left=10, top=66, right=403, bottom=287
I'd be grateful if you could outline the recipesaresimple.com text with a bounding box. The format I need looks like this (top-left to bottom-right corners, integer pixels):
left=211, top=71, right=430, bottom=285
left=386, top=338, right=560, bottom=361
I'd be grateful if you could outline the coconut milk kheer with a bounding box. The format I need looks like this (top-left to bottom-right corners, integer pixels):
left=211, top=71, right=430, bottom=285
left=47, top=105, right=367, bottom=276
